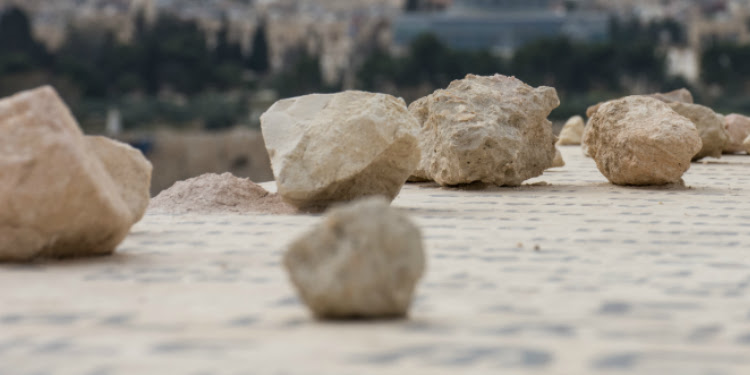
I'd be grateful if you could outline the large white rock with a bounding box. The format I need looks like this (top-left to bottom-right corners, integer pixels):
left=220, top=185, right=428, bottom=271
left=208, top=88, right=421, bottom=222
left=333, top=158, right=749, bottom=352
left=723, top=114, right=750, bottom=154
left=0, top=87, right=142, bottom=261
left=584, top=96, right=702, bottom=186
left=260, top=91, right=420, bottom=210
left=86, top=136, right=152, bottom=223
left=284, top=197, right=425, bottom=319
left=557, top=115, right=585, bottom=145
left=667, top=102, right=728, bottom=160
left=409, top=74, right=559, bottom=186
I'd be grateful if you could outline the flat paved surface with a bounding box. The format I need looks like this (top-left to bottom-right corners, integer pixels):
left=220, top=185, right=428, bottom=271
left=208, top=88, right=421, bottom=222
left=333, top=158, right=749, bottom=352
left=2, top=146, right=750, bottom=375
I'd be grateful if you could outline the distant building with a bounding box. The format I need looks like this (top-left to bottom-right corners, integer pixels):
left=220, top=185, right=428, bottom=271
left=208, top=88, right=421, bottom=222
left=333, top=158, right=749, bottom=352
left=393, top=0, right=609, bottom=54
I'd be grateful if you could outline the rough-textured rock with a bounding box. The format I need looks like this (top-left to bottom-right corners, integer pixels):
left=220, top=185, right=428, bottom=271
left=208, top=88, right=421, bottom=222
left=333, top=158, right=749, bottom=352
left=261, top=91, right=420, bottom=210
left=149, top=173, right=295, bottom=215
left=650, top=88, right=694, bottom=104
left=723, top=114, right=750, bottom=154
left=284, top=197, right=425, bottom=319
left=557, top=115, right=585, bottom=145
left=86, top=136, right=152, bottom=222
left=584, top=96, right=702, bottom=186
left=0, top=86, right=137, bottom=261
left=667, top=102, right=728, bottom=160
left=409, top=74, right=559, bottom=186
left=550, top=149, right=565, bottom=168
left=585, top=88, right=693, bottom=119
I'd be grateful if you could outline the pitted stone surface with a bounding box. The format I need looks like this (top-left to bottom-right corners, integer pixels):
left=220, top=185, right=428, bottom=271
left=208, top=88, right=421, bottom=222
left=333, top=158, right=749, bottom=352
left=2, top=147, right=750, bottom=374
left=409, top=74, right=559, bottom=186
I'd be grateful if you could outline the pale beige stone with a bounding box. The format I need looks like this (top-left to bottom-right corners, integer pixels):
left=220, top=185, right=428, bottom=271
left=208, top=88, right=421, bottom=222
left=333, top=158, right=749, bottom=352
left=744, top=135, right=750, bottom=154
left=409, top=74, right=559, bottom=186
left=0, top=87, right=135, bottom=261
left=585, top=88, right=693, bottom=119
left=668, top=102, right=728, bottom=160
left=557, top=115, right=585, bottom=145
left=550, top=148, right=565, bottom=168
left=584, top=96, right=702, bottom=186
left=723, top=114, right=750, bottom=154
left=284, top=197, right=425, bottom=319
left=260, top=91, right=420, bottom=210
left=86, top=136, right=152, bottom=222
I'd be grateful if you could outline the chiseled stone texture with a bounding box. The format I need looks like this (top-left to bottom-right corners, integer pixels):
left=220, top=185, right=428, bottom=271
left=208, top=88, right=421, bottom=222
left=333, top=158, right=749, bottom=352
left=667, top=102, right=728, bottom=160
left=723, top=113, right=750, bottom=154
left=0, top=87, right=138, bottom=261
left=260, top=91, right=420, bottom=210
left=557, top=115, right=585, bottom=145
left=284, top=197, right=425, bottom=319
left=86, top=136, right=152, bottom=223
left=584, top=96, right=702, bottom=186
left=409, top=74, right=559, bottom=186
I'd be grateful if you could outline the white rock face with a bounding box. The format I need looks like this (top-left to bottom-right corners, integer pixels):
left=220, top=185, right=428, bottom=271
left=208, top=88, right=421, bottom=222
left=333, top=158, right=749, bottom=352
left=284, top=197, right=425, bottom=319
left=557, top=116, right=585, bottom=145
left=0, top=87, right=142, bottom=261
left=667, top=102, right=728, bottom=160
left=409, top=74, right=559, bottom=186
left=584, top=96, right=702, bottom=186
left=86, top=136, right=152, bottom=223
left=261, top=91, right=420, bottom=210
left=723, top=114, right=750, bottom=154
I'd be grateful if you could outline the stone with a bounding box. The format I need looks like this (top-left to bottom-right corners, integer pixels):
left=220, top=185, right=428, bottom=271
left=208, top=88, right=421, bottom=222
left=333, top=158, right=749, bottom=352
left=260, top=91, right=420, bottom=210
left=283, top=197, right=425, bottom=319
left=0, top=86, right=137, bottom=261
left=583, top=96, right=702, bottom=186
left=585, top=88, right=693, bottom=119
left=723, top=114, right=750, bottom=154
left=557, top=115, right=585, bottom=145
left=744, top=135, right=750, bottom=154
left=409, top=74, right=559, bottom=186
left=550, top=148, right=565, bottom=168
left=86, top=136, right=152, bottom=222
left=667, top=102, right=728, bottom=160
left=650, top=88, right=694, bottom=104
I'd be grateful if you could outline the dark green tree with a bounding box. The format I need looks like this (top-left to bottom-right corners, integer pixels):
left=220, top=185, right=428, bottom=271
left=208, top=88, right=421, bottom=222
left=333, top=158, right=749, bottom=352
left=248, top=22, right=270, bottom=74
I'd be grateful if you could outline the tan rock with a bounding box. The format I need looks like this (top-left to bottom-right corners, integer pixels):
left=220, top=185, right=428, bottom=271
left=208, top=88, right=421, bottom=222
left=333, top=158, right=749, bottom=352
left=86, top=136, right=152, bottom=222
left=260, top=91, right=420, bottom=210
left=0, top=87, right=136, bottom=261
left=650, top=88, right=694, bottom=104
left=668, top=102, right=728, bottom=160
left=744, top=135, right=750, bottom=154
left=723, top=114, right=750, bottom=154
left=550, top=148, right=565, bottom=168
left=284, top=197, right=425, bottom=319
left=584, top=96, right=702, bottom=186
left=409, top=74, right=559, bottom=186
left=585, top=88, right=693, bottom=119
left=557, top=115, right=585, bottom=145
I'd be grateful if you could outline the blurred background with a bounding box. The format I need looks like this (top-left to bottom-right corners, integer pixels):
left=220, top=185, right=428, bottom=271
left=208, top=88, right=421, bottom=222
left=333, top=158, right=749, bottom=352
left=1, top=0, right=749, bottom=193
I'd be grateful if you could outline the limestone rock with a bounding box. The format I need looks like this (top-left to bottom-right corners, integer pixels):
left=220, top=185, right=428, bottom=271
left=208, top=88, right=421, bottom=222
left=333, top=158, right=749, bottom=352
left=284, top=197, right=425, bottom=319
left=667, top=102, right=728, bottom=160
left=550, top=148, right=565, bottom=168
left=581, top=119, right=592, bottom=157
left=0, top=86, right=136, bottom=261
left=744, top=135, right=750, bottom=154
left=585, top=88, right=693, bottom=119
left=409, top=74, right=559, bottom=186
left=260, top=91, right=420, bottom=210
left=650, top=88, right=694, bottom=104
left=723, top=114, right=750, bottom=154
left=557, top=115, right=585, bottom=145
left=86, top=136, right=152, bottom=222
left=584, top=96, right=702, bottom=186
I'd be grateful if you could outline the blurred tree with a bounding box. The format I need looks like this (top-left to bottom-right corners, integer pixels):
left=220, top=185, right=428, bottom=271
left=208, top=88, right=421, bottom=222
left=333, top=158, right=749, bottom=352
left=405, top=0, right=420, bottom=12
left=0, top=6, right=49, bottom=73
left=248, top=22, right=270, bottom=74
